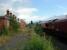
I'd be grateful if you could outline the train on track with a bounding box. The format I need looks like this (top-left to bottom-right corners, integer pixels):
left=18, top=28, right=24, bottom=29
left=41, top=19, right=67, bottom=38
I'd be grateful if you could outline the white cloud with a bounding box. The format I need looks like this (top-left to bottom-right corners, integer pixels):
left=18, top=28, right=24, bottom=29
left=0, top=4, right=13, bottom=15
left=0, top=0, right=47, bottom=23
left=11, top=0, right=31, bottom=3
left=63, top=12, right=67, bottom=15
left=16, top=8, right=38, bottom=15
left=0, top=0, right=32, bottom=15
left=15, top=8, right=39, bottom=23
left=15, top=8, right=48, bottom=23
left=18, top=15, right=48, bottom=23
left=0, top=0, right=40, bottom=23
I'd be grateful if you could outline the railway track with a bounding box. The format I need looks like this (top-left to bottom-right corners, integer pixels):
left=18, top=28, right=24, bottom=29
left=43, top=29, right=67, bottom=50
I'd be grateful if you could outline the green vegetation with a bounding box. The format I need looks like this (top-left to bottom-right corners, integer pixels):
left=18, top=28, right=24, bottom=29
left=0, top=27, right=9, bottom=36
left=34, top=23, right=44, bottom=36
left=5, top=21, right=55, bottom=50
left=0, top=15, right=19, bottom=36
left=9, top=15, right=19, bottom=32
left=0, top=20, right=55, bottom=50
left=0, top=15, right=20, bottom=46
left=22, top=22, right=55, bottom=50
left=12, top=21, right=55, bottom=50
left=23, top=33, right=54, bottom=50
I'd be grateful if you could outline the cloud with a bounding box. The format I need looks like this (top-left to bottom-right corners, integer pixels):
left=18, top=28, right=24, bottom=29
left=0, top=0, right=32, bottom=15
left=0, top=0, right=32, bottom=9
left=0, top=0, right=31, bottom=4
left=63, top=13, right=67, bottom=15
left=30, top=16, right=47, bottom=21
left=12, top=0, right=31, bottom=3
left=16, top=8, right=38, bottom=15
left=0, top=0, right=47, bottom=23
left=17, top=9, right=48, bottom=23
left=18, top=15, right=47, bottom=23
left=0, top=4, right=13, bottom=15
left=0, top=1, right=47, bottom=23
left=15, top=8, right=39, bottom=23
left=15, top=7, right=48, bottom=23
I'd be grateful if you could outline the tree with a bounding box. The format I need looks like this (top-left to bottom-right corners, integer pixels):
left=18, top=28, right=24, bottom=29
left=34, top=23, right=44, bottom=36
left=31, top=21, right=33, bottom=24
left=9, top=15, right=19, bottom=32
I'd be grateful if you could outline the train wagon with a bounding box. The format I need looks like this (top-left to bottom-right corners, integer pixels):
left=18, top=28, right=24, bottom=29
left=41, top=19, right=67, bottom=38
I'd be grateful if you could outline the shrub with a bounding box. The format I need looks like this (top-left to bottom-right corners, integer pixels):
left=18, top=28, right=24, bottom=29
left=9, top=16, right=19, bottom=32
left=34, top=23, right=44, bottom=36
left=23, top=34, right=54, bottom=50
left=0, top=27, right=9, bottom=35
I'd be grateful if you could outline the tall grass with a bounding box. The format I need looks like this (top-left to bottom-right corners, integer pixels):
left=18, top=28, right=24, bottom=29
left=0, top=22, right=55, bottom=50
left=0, top=27, right=9, bottom=36
left=23, top=33, right=54, bottom=50
left=22, top=23, right=55, bottom=50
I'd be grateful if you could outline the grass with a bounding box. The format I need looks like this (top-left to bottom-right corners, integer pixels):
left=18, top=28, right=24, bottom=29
left=11, top=25, right=55, bottom=50
left=0, top=35, right=10, bottom=46
left=0, top=24, right=55, bottom=50
left=22, top=25, right=55, bottom=50
left=7, top=32, right=55, bottom=50
left=0, top=30, right=23, bottom=47
left=23, top=33, right=54, bottom=50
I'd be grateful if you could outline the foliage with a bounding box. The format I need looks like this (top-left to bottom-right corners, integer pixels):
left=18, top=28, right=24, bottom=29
left=27, top=21, right=34, bottom=28
left=27, top=22, right=44, bottom=36
left=9, top=16, right=19, bottom=32
left=23, top=33, right=54, bottom=50
left=30, top=21, right=33, bottom=25
left=0, top=27, right=9, bottom=35
left=34, top=23, right=44, bottom=36
left=0, top=23, right=55, bottom=50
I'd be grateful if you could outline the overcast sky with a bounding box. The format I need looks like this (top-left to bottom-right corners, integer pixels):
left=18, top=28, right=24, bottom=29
left=0, top=0, right=67, bottom=23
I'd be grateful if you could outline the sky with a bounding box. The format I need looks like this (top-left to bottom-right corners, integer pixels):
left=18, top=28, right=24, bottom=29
left=0, top=0, right=67, bottom=23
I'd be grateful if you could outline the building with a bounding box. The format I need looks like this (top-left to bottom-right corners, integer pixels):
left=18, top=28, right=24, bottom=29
left=19, top=19, right=26, bottom=29
left=0, top=10, right=26, bottom=32
left=0, top=10, right=9, bottom=31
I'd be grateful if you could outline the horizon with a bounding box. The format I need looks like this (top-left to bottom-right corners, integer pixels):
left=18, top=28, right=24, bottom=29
left=0, top=0, right=67, bottom=23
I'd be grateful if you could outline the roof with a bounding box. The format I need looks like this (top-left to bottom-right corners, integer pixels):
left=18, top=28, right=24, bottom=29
left=0, top=16, right=8, bottom=20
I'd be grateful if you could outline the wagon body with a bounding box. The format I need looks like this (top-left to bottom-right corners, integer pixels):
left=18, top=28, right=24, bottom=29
left=42, top=19, right=67, bottom=33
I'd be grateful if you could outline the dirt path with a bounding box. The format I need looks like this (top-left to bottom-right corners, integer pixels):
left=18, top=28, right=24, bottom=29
left=0, top=33, right=30, bottom=50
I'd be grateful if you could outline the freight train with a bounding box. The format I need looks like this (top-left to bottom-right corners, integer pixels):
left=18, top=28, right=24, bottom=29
left=41, top=19, right=67, bottom=38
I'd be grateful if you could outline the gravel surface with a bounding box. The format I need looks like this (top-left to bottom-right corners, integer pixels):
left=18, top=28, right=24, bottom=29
left=0, top=33, right=30, bottom=50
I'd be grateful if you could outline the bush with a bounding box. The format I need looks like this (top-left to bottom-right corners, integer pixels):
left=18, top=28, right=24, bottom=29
left=34, top=23, right=44, bottom=36
left=23, top=34, right=54, bottom=50
left=9, top=16, right=19, bottom=32
left=0, top=27, right=9, bottom=35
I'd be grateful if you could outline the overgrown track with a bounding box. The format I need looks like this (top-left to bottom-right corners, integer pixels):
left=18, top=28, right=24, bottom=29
left=43, top=28, right=67, bottom=50
left=43, top=28, right=67, bottom=41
